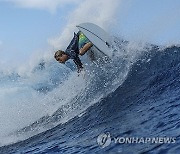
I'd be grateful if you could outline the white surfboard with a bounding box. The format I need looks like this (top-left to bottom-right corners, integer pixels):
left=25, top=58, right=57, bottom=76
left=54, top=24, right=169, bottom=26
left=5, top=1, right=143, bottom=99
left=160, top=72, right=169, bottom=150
left=76, top=23, right=112, bottom=58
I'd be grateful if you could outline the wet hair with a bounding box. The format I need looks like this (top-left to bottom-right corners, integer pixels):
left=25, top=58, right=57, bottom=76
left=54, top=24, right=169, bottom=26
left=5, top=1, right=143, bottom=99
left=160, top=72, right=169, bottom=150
left=54, top=50, right=66, bottom=60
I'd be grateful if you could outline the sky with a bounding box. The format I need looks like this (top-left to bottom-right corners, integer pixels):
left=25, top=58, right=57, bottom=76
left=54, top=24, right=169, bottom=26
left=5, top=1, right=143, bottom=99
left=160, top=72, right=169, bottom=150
left=0, top=0, right=180, bottom=66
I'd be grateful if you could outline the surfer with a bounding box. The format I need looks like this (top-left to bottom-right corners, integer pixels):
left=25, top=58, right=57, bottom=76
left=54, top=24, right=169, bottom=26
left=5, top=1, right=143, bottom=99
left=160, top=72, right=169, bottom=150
left=54, top=31, right=93, bottom=73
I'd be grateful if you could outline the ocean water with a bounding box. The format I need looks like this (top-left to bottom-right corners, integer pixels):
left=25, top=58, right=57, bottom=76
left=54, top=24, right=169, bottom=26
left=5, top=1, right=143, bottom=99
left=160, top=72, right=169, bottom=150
left=0, top=37, right=180, bottom=154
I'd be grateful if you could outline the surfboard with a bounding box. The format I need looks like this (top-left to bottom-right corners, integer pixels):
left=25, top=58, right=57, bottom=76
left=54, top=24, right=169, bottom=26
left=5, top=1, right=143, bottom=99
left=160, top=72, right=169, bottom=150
left=76, top=23, right=112, bottom=58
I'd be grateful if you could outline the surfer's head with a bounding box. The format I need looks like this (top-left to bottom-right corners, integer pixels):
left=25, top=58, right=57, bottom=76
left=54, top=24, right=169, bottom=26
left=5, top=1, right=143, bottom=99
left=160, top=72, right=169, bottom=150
left=54, top=50, right=68, bottom=64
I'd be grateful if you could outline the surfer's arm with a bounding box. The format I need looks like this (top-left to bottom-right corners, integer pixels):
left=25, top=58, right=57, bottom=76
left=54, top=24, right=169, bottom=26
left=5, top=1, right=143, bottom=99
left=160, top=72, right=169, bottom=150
left=73, top=56, right=83, bottom=73
left=79, top=42, right=93, bottom=56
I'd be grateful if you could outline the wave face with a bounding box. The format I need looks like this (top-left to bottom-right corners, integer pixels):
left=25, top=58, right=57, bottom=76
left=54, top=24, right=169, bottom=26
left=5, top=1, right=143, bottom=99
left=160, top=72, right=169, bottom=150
left=0, top=38, right=180, bottom=153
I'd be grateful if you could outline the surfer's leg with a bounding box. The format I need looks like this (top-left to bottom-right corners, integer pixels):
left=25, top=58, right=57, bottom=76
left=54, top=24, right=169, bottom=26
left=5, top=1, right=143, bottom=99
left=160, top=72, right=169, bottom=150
left=79, top=42, right=93, bottom=56
left=78, top=32, right=93, bottom=55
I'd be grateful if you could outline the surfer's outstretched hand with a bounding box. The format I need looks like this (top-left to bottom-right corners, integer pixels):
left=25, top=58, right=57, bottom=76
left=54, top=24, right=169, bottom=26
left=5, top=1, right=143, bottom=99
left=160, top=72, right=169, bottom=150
left=77, top=67, right=84, bottom=74
left=77, top=67, right=86, bottom=78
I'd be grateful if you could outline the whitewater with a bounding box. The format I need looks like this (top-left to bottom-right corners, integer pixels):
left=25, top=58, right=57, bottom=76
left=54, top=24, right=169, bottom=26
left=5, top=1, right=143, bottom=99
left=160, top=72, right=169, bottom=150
left=0, top=36, right=180, bottom=154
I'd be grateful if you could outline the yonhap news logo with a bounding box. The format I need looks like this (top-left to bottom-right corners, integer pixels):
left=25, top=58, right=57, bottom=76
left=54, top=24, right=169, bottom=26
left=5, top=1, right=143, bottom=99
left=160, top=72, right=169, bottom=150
left=97, top=132, right=176, bottom=148
left=97, top=132, right=111, bottom=148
